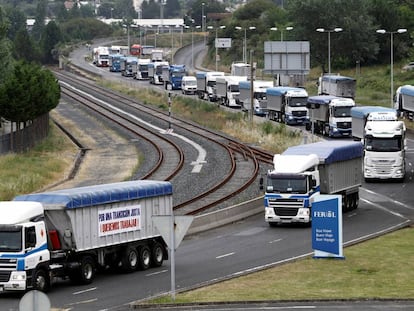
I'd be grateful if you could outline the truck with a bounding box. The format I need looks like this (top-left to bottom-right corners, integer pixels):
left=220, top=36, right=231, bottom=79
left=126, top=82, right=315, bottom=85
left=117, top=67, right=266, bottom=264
left=239, top=80, right=274, bottom=116
left=215, top=75, right=248, bottom=107
left=351, top=106, right=406, bottom=181
left=150, top=49, right=164, bottom=62
left=266, top=87, right=309, bottom=125
left=263, top=141, right=363, bottom=226
left=120, top=56, right=138, bottom=77
left=318, top=74, right=356, bottom=98
left=134, top=58, right=151, bottom=80
left=0, top=180, right=171, bottom=292
left=195, top=71, right=225, bottom=101
left=305, top=95, right=355, bottom=137
left=394, top=85, right=414, bottom=120
left=109, top=54, right=124, bottom=72
left=181, top=75, right=197, bottom=95
left=162, top=64, right=187, bottom=90
left=92, top=46, right=110, bottom=67
left=231, top=62, right=251, bottom=77
left=148, top=61, right=169, bottom=85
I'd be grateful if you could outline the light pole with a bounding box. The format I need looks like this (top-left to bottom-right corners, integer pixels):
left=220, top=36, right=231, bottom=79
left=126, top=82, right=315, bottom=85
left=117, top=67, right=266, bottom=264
left=202, top=2, right=205, bottom=45
left=235, top=26, right=256, bottom=63
left=209, top=25, right=226, bottom=71
left=376, top=28, right=407, bottom=108
left=270, top=26, right=293, bottom=41
left=316, top=27, right=343, bottom=74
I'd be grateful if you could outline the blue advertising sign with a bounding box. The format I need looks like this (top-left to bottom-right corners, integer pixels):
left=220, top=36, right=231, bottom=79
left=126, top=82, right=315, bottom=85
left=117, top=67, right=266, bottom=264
left=312, top=195, right=344, bottom=259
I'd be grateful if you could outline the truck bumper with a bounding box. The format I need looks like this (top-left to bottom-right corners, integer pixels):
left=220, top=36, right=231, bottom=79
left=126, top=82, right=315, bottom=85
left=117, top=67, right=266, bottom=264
left=364, top=166, right=405, bottom=180
left=0, top=271, right=27, bottom=291
left=265, top=207, right=311, bottom=224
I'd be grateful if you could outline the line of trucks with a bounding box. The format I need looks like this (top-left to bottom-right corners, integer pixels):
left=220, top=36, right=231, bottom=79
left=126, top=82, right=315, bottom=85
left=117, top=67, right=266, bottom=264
left=100, top=54, right=409, bottom=183
left=0, top=180, right=172, bottom=292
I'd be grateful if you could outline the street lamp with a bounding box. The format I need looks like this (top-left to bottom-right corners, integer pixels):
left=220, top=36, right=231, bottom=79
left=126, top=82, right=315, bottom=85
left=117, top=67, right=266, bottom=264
left=235, top=26, right=256, bottom=63
left=270, top=26, right=293, bottom=41
left=376, top=28, right=407, bottom=108
left=208, top=25, right=226, bottom=71
left=202, top=2, right=206, bottom=45
left=316, top=27, right=343, bottom=74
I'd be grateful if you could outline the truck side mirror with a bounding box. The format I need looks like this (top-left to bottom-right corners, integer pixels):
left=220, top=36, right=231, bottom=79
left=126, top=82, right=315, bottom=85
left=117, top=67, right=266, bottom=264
left=259, top=177, right=264, bottom=190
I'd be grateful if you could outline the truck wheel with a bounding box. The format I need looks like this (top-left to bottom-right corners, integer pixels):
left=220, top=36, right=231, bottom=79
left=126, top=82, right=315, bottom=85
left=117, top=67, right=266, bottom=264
left=121, top=246, right=139, bottom=272
left=32, top=269, right=50, bottom=292
left=78, top=256, right=96, bottom=284
left=151, top=242, right=165, bottom=267
left=138, top=245, right=151, bottom=270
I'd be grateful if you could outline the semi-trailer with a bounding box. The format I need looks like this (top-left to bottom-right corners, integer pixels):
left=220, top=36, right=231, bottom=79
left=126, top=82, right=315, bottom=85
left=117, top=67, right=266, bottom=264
left=318, top=74, right=356, bottom=98
left=306, top=95, right=355, bottom=137
left=394, top=85, right=414, bottom=120
left=263, top=141, right=363, bottom=226
left=351, top=106, right=406, bottom=181
left=0, top=180, right=171, bottom=292
left=239, top=80, right=274, bottom=116
left=196, top=71, right=225, bottom=101
left=148, top=61, right=169, bottom=85
left=265, top=86, right=309, bottom=125
left=215, top=75, right=248, bottom=107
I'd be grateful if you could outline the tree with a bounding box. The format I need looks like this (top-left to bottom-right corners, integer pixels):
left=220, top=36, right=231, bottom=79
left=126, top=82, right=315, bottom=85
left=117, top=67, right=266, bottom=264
left=0, top=7, right=14, bottom=86
left=13, top=27, right=41, bottom=62
left=141, top=0, right=160, bottom=19
left=0, top=61, right=60, bottom=123
left=41, top=20, right=62, bottom=64
left=287, top=0, right=379, bottom=70
left=165, top=0, right=181, bottom=18
left=31, top=0, right=47, bottom=41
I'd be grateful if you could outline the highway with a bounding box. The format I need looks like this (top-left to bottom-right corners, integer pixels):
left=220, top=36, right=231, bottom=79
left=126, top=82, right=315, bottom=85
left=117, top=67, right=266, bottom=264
left=0, top=41, right=413, bottom=311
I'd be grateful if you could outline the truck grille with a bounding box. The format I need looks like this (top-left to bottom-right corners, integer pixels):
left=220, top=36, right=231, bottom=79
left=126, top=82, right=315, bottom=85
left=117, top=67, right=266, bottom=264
left=371, top=159, right=395, bottom=174
left=337, top=121, right=351, bottom=129
left=268, top=198, right=304, bottom=216
left=0, top=258, right=17, bottom=282
left=292, top=111, right=307, bottom=117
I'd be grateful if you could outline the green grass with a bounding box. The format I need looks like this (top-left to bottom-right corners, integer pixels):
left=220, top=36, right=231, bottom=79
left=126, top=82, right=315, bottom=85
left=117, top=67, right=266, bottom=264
left=0, top=122, right=76, bottom=200
left=142, top=226, right=414, bottom=305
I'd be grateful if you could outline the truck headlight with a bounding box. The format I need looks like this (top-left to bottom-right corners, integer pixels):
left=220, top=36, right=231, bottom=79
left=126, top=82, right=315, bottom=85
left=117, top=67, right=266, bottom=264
left=298, top=208, right=310, bottom=216
left=12, top=274, right=26, bottom=281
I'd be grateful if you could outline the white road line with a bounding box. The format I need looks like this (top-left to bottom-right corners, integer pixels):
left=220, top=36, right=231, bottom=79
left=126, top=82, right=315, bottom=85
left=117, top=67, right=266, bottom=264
left=72, top=287, right=97, bottom=295
left=216, top=252, right=235, bottom=259
left=61, top=81, right=207, bottom=173
left=146, top=269, right=168, bottom=276
left=269, top=238, right=282, bottom=244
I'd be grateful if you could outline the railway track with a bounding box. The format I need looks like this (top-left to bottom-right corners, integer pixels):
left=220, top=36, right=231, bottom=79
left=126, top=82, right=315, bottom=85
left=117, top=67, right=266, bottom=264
left=54, top=69, right=273, bottom=216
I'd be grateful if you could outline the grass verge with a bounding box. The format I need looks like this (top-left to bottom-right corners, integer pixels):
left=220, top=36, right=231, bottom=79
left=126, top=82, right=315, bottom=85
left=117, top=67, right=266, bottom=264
left=0, top=122, right=77, bottom=200
left=144, top=226, right=414, bottom=304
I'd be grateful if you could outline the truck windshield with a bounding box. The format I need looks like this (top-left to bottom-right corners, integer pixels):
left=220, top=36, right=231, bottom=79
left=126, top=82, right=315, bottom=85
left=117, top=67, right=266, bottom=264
left=139, top=64, right=149, bottom=71
left=365, top=137, right=402, bottom=152
left=0, top=227, right=22, bottom=252
left=229, top=85, right=239, bottom=92
left=173, top=72, right=186, bottom=78
left=333, top=106, right=352, bottom=117
left=289, top=97, right=307, bottom=107
left=207, top=81, right=216, bottom=87
left=266, top=175, right=307, bottom=194
left=254, top=92, right=266, bottom=100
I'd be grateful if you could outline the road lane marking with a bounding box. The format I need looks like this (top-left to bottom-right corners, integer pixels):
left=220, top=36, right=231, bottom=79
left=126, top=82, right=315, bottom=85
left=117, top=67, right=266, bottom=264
left=146, top=269, right=168, bottom=276
left=216, top=252, right=235, bottom=259
left=73, top=287, right=97, bottom=295
left=269, top=238, right=282, bottom=244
